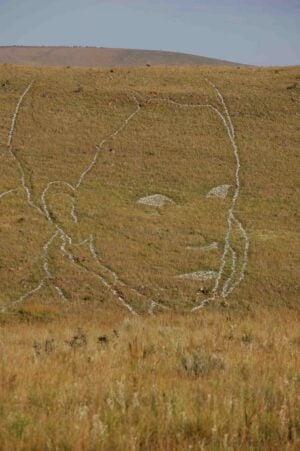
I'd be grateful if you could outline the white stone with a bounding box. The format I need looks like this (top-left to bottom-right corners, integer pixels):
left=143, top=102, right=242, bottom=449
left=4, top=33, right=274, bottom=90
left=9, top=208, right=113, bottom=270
left=176, top=270, right=218, bottom=281
left=206, top=184, right=231, bottom=199
left=186, top=242, right=218, bottom=251
left=137, top=194, right=175, bottom=207
left=201, top=242, right=219, bottom=251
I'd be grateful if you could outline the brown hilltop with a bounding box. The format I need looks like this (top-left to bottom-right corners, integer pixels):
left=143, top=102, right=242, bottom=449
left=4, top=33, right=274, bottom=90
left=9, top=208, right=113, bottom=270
left=0, top=45, right=237, bottom=67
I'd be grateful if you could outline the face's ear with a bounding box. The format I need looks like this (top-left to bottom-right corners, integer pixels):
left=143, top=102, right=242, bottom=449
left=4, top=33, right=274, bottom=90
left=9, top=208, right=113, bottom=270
left=41, top=188, right=76, bottom=226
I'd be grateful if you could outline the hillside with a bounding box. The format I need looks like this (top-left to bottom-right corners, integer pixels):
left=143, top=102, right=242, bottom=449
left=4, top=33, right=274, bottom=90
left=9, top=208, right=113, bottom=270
left=0, top=63, right=299, bottom=315
left=0, top=63, right=300, bottom=449
left=0, top=46, right=237, bottom=67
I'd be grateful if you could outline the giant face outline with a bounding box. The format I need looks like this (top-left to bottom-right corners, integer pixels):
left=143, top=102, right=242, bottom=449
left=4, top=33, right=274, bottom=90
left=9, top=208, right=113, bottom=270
left=1, top=78, right=249, bottom=314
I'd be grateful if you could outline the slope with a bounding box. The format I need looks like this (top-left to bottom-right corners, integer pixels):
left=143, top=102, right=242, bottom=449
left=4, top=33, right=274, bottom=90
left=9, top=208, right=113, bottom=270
left=0, top=63, right=299, bottom=316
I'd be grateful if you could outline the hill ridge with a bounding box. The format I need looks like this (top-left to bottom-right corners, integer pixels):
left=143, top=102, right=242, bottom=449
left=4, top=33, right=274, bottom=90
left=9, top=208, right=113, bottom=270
left=0, top=45, right=238, bottom=67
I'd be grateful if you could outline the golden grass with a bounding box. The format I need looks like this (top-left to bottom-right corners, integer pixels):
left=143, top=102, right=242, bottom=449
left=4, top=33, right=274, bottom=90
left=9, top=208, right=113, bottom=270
left=0, top=63, right=299, bottom=448
left=0, top=307, right=300, bottom=449
left=0, top=64, right=299, bottom=311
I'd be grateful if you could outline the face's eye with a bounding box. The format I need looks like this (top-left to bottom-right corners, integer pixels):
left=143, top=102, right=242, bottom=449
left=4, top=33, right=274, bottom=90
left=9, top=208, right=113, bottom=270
left=137, top=194, right=175, bottom=208
left=206, top=184, right=231, bottom=199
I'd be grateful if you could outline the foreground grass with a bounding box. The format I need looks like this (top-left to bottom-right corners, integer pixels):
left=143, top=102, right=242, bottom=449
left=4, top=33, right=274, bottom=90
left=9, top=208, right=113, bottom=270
left=0, top=306, right=299, bottom=450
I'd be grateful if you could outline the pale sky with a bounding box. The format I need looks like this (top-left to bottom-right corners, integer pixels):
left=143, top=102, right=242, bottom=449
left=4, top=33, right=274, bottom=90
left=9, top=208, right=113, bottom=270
left=0, top=0, right=299, bottom=65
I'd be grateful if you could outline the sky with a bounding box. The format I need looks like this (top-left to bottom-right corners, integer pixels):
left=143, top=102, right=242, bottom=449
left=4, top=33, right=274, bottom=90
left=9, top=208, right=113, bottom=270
left=0, top=0, right=299, bottom=65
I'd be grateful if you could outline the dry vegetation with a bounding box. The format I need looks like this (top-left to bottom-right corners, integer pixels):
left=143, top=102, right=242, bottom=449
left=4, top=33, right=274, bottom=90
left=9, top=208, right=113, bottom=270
left=0, top=308, right=300, bottom=450
left=0, top=63, right=299, bottom=448
left=0, top=63, right=299, bottom=311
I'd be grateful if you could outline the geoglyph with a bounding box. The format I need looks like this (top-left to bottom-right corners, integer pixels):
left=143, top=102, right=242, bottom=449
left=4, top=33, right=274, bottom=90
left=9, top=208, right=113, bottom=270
left=0, top=77, right=249, bottom=314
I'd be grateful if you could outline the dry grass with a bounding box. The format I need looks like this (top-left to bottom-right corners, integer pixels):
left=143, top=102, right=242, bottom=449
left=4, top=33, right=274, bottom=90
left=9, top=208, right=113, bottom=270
left=0, top=307, right=300, bottom=450
left=0, top=63, right=299, bottom=448
left=0, top=63, right=299, bottom=311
